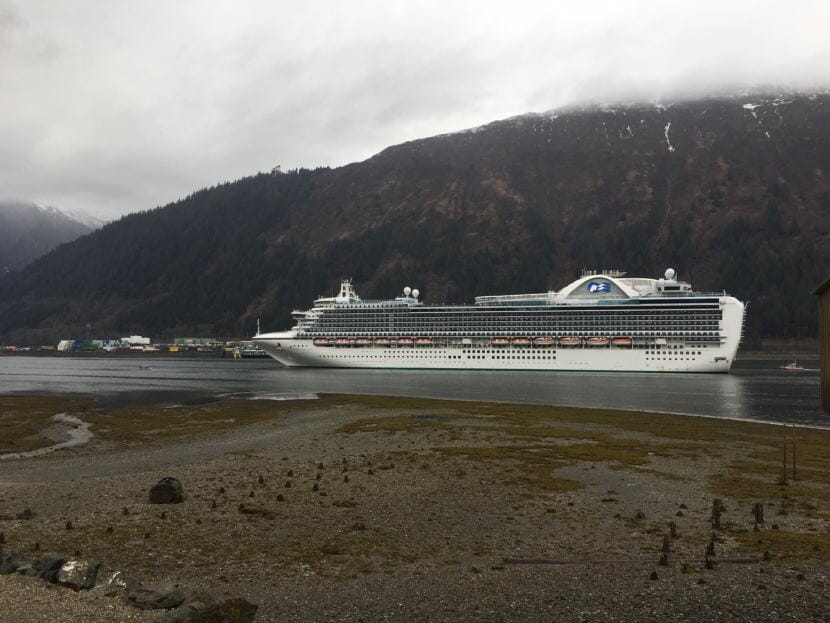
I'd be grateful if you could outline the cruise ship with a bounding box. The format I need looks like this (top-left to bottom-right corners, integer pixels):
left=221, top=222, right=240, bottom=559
left=254, top=269, right=745, bottom=372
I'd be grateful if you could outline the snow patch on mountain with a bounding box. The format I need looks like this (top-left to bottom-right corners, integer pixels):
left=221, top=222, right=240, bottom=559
left=29, top=203, right=104, bottom=230
left=664, top=122, right=675, bottom=152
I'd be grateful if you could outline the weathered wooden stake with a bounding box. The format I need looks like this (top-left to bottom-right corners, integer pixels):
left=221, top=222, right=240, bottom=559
left=711, top=498, right=723, bottom=529
left=792, top=442, right=797, bottom=481
left=706, top=536, right=716, bottom=557
left=753, top=503, right=764, bottom=524
left=669, top=521, right=677, bottom=538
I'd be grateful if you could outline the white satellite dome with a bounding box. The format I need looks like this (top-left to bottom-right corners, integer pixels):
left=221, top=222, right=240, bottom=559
left=403, top=286, right=412, bottom=296
left=664, top=268, right=676, bottom=280
left=412, top=289, right=420, bottom=299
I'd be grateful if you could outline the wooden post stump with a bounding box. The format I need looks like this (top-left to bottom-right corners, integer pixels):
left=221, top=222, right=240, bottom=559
left=711, top=498, right=724, bottom=529
left=753, top=502, right=764, bottom=524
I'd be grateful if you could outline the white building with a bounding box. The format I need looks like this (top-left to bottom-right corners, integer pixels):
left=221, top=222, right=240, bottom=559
left=121, top=335, right=151, bottom=346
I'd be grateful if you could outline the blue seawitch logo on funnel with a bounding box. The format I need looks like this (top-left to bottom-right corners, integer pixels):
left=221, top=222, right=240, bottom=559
left=586, top=281, right=611, bottom=293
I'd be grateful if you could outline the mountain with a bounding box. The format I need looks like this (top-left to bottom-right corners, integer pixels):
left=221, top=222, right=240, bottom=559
left=0, top=201, right=99, bottom=274
left=1, top=93, right=829, bottom=346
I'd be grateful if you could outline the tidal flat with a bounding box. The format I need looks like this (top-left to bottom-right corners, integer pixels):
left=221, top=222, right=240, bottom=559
left=1, top=393, right=829, bottom=622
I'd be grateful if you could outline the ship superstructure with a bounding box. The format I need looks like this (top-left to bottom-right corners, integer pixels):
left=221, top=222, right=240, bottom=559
left=254, top=269, right=745, bottom=372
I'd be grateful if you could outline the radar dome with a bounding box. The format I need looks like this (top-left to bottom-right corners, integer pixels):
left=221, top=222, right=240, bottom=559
left=412, top=289, right=420, bottom=299
left=403, top=286, right=411, bottom=296
left=665, top=268, right=676, bottom=280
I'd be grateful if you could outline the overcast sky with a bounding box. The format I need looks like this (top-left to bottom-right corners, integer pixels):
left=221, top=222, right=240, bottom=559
left=2, top=1, right=829, bottom=220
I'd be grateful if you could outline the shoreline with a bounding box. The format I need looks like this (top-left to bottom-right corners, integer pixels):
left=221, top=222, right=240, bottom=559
left=0, top=413, right=93, bottom=460
left=4, top=380, right=828, bottom=433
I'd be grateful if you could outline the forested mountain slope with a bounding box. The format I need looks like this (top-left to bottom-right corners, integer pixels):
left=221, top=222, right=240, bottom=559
left=1, top=93, right=828, bottom=345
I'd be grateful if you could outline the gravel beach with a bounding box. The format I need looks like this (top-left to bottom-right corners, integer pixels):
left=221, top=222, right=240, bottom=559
left=1, top=394, right=829, bottom=622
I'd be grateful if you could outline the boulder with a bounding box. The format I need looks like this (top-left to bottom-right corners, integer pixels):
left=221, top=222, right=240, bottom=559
left=56, top=559, right=101, bottom=591
left=102, top=570, right=141, bottom=591
left=128, top=582, right=187, bottom=610
left=97, top=570, right=141, bottom=597
left=34, top=553, right=65, bottom=582
left=149, top=478, right=185, bottom=504
left=0, top=551, right=26, bottom=575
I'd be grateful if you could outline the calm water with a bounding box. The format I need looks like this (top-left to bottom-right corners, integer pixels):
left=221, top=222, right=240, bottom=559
left=0, top=355, right=825, bottom=428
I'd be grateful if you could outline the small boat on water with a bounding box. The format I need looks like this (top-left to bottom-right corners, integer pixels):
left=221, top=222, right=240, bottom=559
left=781, top=360, right=808, bottom=372
left=138, top=365, right=154, bottom=371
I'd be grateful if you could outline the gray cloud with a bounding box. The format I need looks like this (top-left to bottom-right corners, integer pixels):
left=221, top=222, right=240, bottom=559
left=1, top=0, right=829, bottom=219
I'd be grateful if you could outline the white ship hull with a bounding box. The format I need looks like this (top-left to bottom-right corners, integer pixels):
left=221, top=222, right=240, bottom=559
left=255, top=338, right=735, bottom=372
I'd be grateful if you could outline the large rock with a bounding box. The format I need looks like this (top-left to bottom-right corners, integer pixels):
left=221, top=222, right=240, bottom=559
left=128, top=582, right=187, bottom=610
left=98, top=570, right=141, bottom=594
left=149, top=478, right=185, bottom=504
left=56, top=559, right=100, bottom=591
left=0, top=550, right=25, bottom=574
left=34, top=553, right=65, bottom=582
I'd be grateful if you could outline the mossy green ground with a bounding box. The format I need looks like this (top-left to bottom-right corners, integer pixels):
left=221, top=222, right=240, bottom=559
left=0, top=395, right=94, bottom=452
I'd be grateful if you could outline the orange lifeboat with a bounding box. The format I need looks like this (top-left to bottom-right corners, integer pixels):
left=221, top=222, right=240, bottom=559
left=586, top=337, right=609, bottom=347
left=397, top=337, right=414, bottom=347
left=374, top=337, right=392, bottom=347
left=533, top=337, right=555, bottom=347
left=354, top=337, right=372, bottom=346
left=611, top=337, right=633, bottom=347
left=491, top=337, right=510, bottom=346
left=511, top=337, right=531, bottom=346
left=335, top=337, right=353, bottom=346
left=415, top=337, right=433, bottom=346
left=558, top=337, right=582, bottom=347
left=313, top=337, right=332, bottom=347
